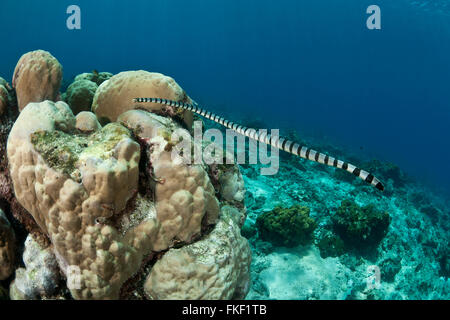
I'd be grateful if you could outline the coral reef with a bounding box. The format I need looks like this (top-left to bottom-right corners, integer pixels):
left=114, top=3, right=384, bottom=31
left=9, top=235, right=60, bottom=300
left=332, top=200, right=391, bottom=249
left=144, top=207, right=251, bottom=299
left=1, top=49, right=448, bottom=301
left=378, top=255, right=402, bottom=283
left=0, top=208, right=15, bottom=280
left=63, top=79, right=98, bottom=115
left=117, top=110, right=220, bottom=250
left=3, top=60, right=249, bottom=299
left=7, top=100, right=146, bottom=299
left=256, top=205, right=316, bottom=247
left=12, top=50, right=62, bottom=111
left=238, top=127, right=449, bottom=300
left=92, top=71, right=193, bottom=128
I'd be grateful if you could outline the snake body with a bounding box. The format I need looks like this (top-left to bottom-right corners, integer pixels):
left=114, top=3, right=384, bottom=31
left=133, top=97, right=384, bottom=191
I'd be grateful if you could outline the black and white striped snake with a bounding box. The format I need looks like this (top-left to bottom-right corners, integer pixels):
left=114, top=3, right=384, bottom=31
left=133, top=97, right=384, bottom=191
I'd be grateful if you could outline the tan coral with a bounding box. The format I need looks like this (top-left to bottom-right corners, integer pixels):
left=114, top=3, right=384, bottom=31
left=217, top=164, right=246, bottom=227
left=0, top=208, right=15, bottom=280
left=219, top=165, right=245, bottom=204
left=76, top=111, right=102, bottom=133
left=12, top=50, right=63, bottom=111
left=201, top=140, right=247, bottom=227
left=8, top=100, right=248, bottom=299
left=118, top=110, right=220, bottom=251
left=92, top=71, right=193, bottom=128
left=6, top=100, right=163, bottom=299
left=143, top=207, right=251, bottom=300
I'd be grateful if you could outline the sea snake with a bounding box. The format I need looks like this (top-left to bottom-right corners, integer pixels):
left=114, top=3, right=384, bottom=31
left=133, top=97, right=384, bottom=191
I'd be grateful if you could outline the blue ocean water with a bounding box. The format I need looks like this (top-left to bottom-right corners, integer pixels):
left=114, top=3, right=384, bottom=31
left=0, top=0, right=449, bottom=302
left=0, top=0, right=449, bottom=196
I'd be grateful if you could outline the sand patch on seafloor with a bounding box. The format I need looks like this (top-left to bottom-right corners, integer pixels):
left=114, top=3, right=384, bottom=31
left=257, top=246, right=350, bottom=300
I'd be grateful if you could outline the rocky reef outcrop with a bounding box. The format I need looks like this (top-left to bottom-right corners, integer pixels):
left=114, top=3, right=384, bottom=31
left=0, top=50, right=251, bottom=300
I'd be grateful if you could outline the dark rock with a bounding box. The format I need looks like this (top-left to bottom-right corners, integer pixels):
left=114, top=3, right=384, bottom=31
left=316, top=231, right=346, bottom=258
left=379, top=256, right=402, bottom=282
left=241, top=221, right=257, bottom=239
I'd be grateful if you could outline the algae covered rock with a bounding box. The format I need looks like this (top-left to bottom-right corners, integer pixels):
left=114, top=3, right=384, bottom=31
left=379, top=255, right=402, bottom=282
left=332, top=200, right=391, bottom=249
left=256, top=204, right=316, bottom=247
left=241, top=220, right=257, bottom=239
left=74, top=70, right=112, bottom=86
left=0, top=208, right=15, bottom=280
left=316, top=231, right=345, bottom=258
left=12, top=50, right=63, bottom=111
left=64, top=79, right=98, bottom=115
left=9, top=235, right=60, bottom=300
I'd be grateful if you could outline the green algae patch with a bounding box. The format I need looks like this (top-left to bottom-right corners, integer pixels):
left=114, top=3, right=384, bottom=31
left=332, top=199, right=391, bottom=249
left=256, top=205, right=317, bottom=247
left=31, top=123, right=133, bottom=181
left=30, top=130, right=87, bottom=178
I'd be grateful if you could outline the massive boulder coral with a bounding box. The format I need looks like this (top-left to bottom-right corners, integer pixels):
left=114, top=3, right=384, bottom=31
left=92, top=71, right=193, bottom=128
left=0, top=208, right=15, bottom=280
left=7, top=100, right=150, bottom=299
left=117, top=110, right=220, bottom=250
left=6, top=100, right=246, bottom=299
left=144, top=207, right=251, bottom=299
left=12, top=50, right=63, bottom=111
left=0, top=89, right=42, bottom=240
left=9, top=235, right=60, bottom=300
left=75, top=111, right=102, bottom=133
